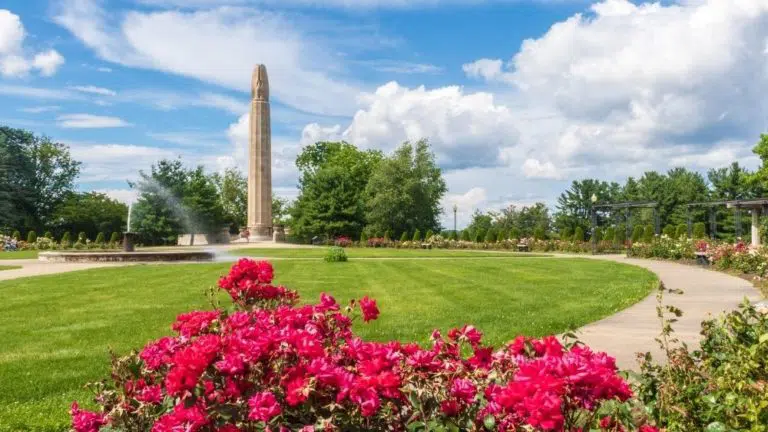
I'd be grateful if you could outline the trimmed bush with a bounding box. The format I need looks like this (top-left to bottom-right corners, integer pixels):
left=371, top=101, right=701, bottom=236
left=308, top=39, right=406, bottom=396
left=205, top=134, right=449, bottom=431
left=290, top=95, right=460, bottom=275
left=324, top=246, right=348, bottom=263
left=425, top=229, right=434, bottom=241
left=449, top=230, right=458, bottom=241
left=78, top=232, right=88, bottom=243
left=662, top=225, right=675, bottom=237
left=573, top=226, right=585, bottom=242
left=484, top=228, right=496, bottom=243
left=533, top=226, right=547, bottom=240
left=460, top=230, right=470, bottom=241
left=61, top=231, right=72, bottom=245
left=475, top=229, right=486, bottom=243
left=26, top=230, right=37, bottom=243
left=631, top=226, right=644, bottom=243
left=615, top=224, right=627, bottom=245
left=590, top=227, right=602, bottom=243
left=560, top=227, right=573, bottom=241
left=384, top=230, right=393, bottom=241
left=11, top=230, right=20, bottom=240
left=693, top=222, right=707, bottom=239
left=359, top=232, right=368, bottom=245
left=675, top=224, right=687, bottom=239
left=95, top=232, right=106, bottom=244
left=43, top=231, right=53, bottom=239
left=412, top=229, right=422, bottom=242
left=604, top=227, right=615, bottom=244
left=399, top=231, right=409, bottom=242
left=509, top=227, right=520, bottom=241
left=496, top=230, right=505, bottom=242
left=110, top=232, right=120, bottom=243
left=642, top=225, right=654, bottom=243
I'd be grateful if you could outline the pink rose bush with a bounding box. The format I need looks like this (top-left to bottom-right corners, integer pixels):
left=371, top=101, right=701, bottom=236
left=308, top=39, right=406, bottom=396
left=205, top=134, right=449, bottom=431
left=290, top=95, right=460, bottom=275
left=71, top=258, right=656, bottom=431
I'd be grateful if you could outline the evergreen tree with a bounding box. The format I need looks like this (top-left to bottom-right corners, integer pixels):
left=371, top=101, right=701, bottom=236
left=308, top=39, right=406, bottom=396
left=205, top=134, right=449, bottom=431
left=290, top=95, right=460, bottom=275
left=412, top=229, right=422, bottom=242
left=675, top=224, right=687, bottom=239
left=399, top=231, right=409, bottom=242
left=460, top=230, right=470, bottom=241
left=26, top=230, right=36, bottom=243
left=560, top=227, right=573, bottom=241
left=485, top=229, right=496, bottom=243
left=573, top=226, right=585, bottom=242
left=631, top=226, right=644, bottom=243
left=643, top=225, right=654, bottom=243
left=95, top=232, right=105, bottom=244
left=110, top=232, right=120, bottom=243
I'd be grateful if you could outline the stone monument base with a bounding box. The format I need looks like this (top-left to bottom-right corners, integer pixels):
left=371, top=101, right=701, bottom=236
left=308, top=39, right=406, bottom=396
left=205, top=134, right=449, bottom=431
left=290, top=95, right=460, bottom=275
left=248, top=225, right=273, bottom=243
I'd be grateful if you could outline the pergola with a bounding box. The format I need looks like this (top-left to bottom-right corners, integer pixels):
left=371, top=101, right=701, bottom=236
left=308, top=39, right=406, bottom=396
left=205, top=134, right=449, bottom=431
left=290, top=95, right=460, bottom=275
left=591, top=201, right=659, bottom=254
left=687, top=199, right=768, bottom=247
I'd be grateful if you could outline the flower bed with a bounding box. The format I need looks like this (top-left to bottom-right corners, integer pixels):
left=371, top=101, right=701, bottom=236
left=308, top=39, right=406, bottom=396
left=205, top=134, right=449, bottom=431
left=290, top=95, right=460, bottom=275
left=71, top=259, right=656, bottom=432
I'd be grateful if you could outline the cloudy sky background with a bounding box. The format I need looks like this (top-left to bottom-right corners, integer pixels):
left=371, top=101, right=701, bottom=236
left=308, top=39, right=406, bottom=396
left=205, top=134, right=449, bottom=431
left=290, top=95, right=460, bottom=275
left=1, top=0, right=767, bottom=228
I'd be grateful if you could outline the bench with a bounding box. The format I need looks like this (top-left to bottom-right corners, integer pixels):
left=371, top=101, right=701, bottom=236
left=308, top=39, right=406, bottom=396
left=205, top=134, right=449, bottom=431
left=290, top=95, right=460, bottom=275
left=517, top=244, right=529, bottom=252
left=695, top=251, right=709, bottom=266
left=420, top=243, right=432, bottom=250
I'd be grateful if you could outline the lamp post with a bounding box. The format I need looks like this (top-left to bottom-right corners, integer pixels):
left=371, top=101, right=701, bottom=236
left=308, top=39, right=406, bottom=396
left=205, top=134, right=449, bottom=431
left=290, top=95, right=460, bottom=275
left=590, top=194, right=598, bottom=254
left=453, top=204, right=458, bottom=235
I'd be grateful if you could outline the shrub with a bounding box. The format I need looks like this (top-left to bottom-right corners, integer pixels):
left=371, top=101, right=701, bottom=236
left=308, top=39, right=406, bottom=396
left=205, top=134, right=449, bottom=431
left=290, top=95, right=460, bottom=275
left=637, top=300, right=768, bottom=431
left=384, top=230, right=393, bottom=241
left=324, top=246, right=348, bottom=262
left=78, top=232, right=88, bottom=243
left=604, top=227, right=615, bottom=243
left=399, top=231, right=408, bottom=242
left=475, top=228, right=486, bottom=243
left=615, top=224, right=627, bottom=245
left=509, top=227, right=521, bottom=241
left=411, top=229, right=421, bottom=242
left=334, top=236, right=352, bottom=248
left=360, top=232, right=368, bottom=245
left=11, top=230, right=20, bottom=240
left=110, top=232, right=120, bottom=243
left=95, top=232, right=106, bottom=244
left=642, top=225, right=654, bottom=243
left=662, top=225, right=675, bottom=238
left=590, top=227, right=602, bottom=243
left=44, top=231, right=53, bottom=239
left=675, top=224, right=687, bottom=239
left=631, top=226, right=643, bottom=243
left=573, top=226, right=585, bottom=242
left=425, top=229, right=434, bottom=241
left=484, top=228, right=496, bottom=243
left=71, top=259, right=651, bottom=432
left=533, top=226, right=547, bottom=240
left=560, top=227, right=573, bottom=241
left=61, top=232, right=72, bottom=246
left=460, top=230, right=470, bottom=241
left=693, top=222, right=707, bottom=239
left=496, top=230, right=505, bottom=242
left=26, top=230, right=37, bottom=243
left=449, top=230, right=458, bottom=241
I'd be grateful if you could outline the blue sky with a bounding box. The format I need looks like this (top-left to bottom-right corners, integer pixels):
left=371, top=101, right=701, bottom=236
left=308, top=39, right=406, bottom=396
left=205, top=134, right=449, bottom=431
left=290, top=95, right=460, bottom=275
left=1, top=0, right=767, bottom=228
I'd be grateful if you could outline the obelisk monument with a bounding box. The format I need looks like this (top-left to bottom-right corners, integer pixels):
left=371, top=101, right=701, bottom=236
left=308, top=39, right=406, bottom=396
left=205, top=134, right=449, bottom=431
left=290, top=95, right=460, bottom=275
left=247, top=64, right=273, bottom=241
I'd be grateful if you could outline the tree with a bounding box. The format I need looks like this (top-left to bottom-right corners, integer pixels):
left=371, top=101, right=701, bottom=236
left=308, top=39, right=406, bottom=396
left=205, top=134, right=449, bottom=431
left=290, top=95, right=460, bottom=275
left=555, top=179, right=620, bottom=234
left=95, top=232, right=105, bottom=244
left=0, top=126, right=80, bottom=230
left=51, top=192, right=127, bottom=241
left=675, top=224, right=687, bottom=239
left=182, top=166, right=225, bottom=238
left=642, top=225, right=654, bottom=243
left=131, top=159, right=190, bottom=245
left=560, top=227, right=573, bottom=241
left=663, top=225, right=676, bottom=237
left=290, top=142, right=382, bottom=241
left=693, top=222, right=707, bottom=239
left=460, top=230, right=470, bottom=241
left=212, top=168, right=247, bottom=231
left=573, top=226, right=585, bottom=242
left=484, top=228, right=496, bottom=243
left=631, top=226, right=644, bottom=243
left=27, top=230, right=37, bottom=243
left=365, top=140, right=447, bottom=237
left=399, top=231, right=409, bottom=242
left=425, top=229, right=434, bottom=241
left=412, top=229, right=422, bottom=242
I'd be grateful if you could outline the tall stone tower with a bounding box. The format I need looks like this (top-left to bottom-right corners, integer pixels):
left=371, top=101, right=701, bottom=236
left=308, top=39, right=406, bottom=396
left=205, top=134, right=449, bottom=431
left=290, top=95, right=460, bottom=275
left=247, top=64, right=273, bottom=241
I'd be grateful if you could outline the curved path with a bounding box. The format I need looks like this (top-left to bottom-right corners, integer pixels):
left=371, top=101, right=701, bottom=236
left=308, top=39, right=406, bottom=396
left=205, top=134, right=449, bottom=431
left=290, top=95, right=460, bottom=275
left=0, top=251, right=762, bottom=371
left=572, top=254, right=761, bottom=370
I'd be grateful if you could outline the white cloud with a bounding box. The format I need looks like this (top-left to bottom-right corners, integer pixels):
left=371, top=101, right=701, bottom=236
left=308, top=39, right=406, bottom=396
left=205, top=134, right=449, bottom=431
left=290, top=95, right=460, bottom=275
left=462, top=0, right=768, bottom=178
left=71, top=85, right=117, bottom=96
left=97, top=66, right=112, bottom=72
left=94, top=188, right=138, bottom=204
left=0, top=84, right=78, bottom=100
left=18, top=105, right=61, bottom=113
left=304, top=81, right=520, bottom=168
left=54, top=0, right=361, bottom=115
left=67, top=142, right=178, bottom=182
left=57, top=114, right=132, bottom=128
left=0, top=10, right=65, bottom=77
left=462, top=58, right=512, bottom=83
left=134, top=0, right=567, bottom=10
left=360, top=59, right=442, bottom=74
left=521, top=158, right=562, bottom=180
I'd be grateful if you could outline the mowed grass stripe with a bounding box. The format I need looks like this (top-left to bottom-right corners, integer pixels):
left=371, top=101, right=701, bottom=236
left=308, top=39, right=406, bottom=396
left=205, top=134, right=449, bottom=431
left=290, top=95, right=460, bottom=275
left=0, top=257, right=656, bottom=431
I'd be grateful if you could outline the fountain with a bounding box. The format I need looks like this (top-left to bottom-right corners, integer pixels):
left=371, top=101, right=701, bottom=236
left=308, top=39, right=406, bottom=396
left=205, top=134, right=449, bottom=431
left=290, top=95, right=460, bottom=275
left=38, top=201, right=215, bottom=263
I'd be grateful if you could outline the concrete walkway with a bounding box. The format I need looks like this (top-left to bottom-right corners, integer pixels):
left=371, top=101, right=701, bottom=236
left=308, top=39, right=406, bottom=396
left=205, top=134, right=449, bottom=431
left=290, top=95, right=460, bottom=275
left=0, top=259, right=122, bottom=281
left=573, top=255, right=761, bottom=370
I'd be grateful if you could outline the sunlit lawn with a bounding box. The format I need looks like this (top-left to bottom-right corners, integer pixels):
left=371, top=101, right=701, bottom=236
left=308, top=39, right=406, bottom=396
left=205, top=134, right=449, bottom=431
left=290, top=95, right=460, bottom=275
left=0, top=250, right=38, bottom=260
left=234, top=247, right=548, bottom=258
left=0, top=265, right=20, bottom=271
left=0, top=256, right=657, bottom=431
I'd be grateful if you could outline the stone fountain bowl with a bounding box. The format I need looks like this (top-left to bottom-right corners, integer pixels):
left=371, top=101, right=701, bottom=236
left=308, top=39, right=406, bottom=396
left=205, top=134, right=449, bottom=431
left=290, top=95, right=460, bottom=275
left=38, top=250, right=215, bottom=263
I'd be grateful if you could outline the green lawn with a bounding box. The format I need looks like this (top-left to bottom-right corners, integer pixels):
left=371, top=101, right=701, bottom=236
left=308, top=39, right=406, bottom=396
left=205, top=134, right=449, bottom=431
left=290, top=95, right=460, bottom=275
left=0, top=266, right=20, bottom=271
left=234, top=246, right=548, bottom=258
left=0, top=257, right=657, bottom=431
left=0, top=250, right=38, bottom=260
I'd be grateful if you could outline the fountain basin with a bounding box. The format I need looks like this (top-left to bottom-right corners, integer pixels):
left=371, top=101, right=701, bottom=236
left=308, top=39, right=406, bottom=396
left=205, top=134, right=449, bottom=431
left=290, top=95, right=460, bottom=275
left=39, top=251, right=215, bottom=263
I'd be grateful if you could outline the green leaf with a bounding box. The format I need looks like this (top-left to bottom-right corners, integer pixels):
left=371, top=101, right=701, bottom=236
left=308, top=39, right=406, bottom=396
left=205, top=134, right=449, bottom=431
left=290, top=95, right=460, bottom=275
left=483, top=414, right=496, bottom=430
